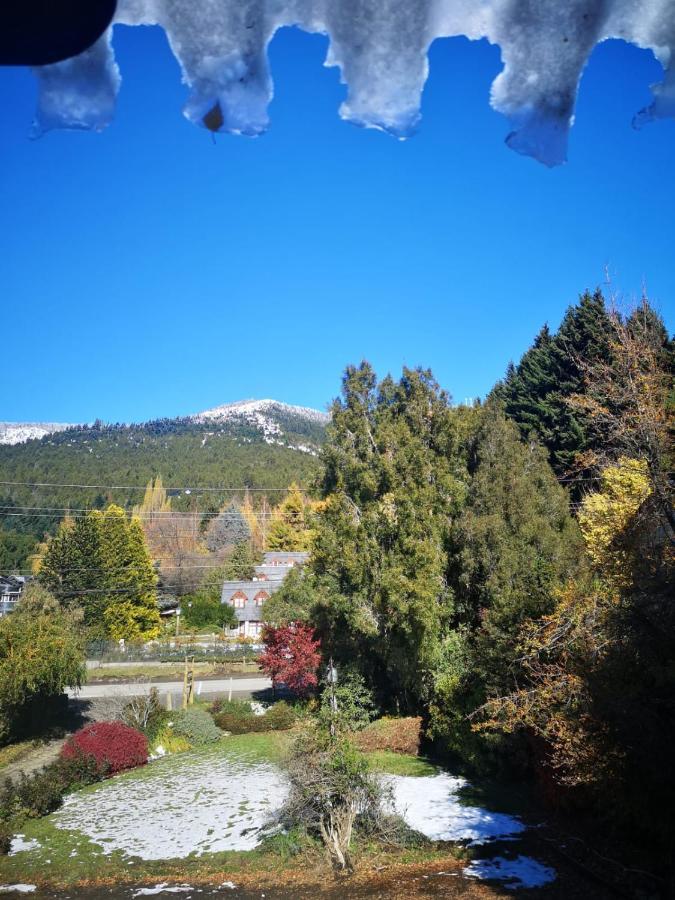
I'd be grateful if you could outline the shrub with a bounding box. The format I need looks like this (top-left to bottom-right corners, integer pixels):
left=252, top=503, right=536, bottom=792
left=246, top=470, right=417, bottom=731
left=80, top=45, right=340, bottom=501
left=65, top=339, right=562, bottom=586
left=319, top=670, right=376, bottom=734
left=171, top=707, right=222, bottom=745
left=211, top=699, right=256, bottom=734
left=281, top=728, right=389, bottom=871
left=151, top=727, right=191, bottom=755
left=61, top=721, right=148, bottom=775
left=0, top=821, right=11, bottom=855
left=212, top=700, right=297, bottom=734
left=354, top=717, right=422, bottom=756
left=13, top=767, right=65, bottom=819
left=0, top=745, right=110, bottom=848
left=263, top=701, right=297, bottom=731
left=122, top=688, right=167, bottom=743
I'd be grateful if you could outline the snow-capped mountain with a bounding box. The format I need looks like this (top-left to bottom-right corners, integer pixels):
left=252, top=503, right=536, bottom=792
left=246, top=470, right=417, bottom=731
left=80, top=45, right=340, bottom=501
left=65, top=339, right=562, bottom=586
left=190, top=400, right=329, bottom=455
left=0, top=422, right=75, bottom=446
left=193, top=399, right=328, bottom=429
left=0, top=401, right=328, bottom=446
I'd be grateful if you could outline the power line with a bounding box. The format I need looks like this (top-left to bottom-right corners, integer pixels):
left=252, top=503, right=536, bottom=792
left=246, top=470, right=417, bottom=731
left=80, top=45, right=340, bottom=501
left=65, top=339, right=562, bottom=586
left=0, top=480, right=302, bottom=493
left=0, top=508, right=280, bottom=519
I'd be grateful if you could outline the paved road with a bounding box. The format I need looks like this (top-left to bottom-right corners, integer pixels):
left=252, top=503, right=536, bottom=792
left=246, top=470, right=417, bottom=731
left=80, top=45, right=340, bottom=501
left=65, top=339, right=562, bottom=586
left=68, top=675, right=272, bottom=699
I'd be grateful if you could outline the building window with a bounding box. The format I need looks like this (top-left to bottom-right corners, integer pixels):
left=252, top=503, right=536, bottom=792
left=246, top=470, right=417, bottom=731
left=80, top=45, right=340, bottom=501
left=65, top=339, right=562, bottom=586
left=254, top=591, right=269, bottom=607
left=230, top=591, right=247, bottom=608
left=249, top=621, right=262, bottom=637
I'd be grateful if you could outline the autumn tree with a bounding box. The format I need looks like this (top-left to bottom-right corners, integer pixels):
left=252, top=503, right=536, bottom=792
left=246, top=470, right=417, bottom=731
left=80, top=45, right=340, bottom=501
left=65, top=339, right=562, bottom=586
left=569, top=299, right=674, bottom=535
left=266, top=483, right=314, bottom=551
left=133, top=476, right=206, bottom=597
left=259, top=623, right=321, bottom=697
left=241, top=489, right=270, bottom=552
left=476, top=449, right=674, bottom=857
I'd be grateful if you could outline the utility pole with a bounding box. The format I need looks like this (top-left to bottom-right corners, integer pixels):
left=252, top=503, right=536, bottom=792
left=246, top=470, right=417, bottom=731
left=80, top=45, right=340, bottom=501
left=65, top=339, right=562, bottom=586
left=182, top=655, right=195, bottom=708
left=326, top=657, right=338, bottom=738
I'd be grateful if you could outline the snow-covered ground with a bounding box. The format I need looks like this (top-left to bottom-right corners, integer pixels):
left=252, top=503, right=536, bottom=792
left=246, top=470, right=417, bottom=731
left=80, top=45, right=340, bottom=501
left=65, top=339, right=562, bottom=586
left=53, top=751, right=287, bottom=860
left=388, top=773, right=525, bottom=845
left=194, top=399, right=328, bottom=427
left=464, top=856, right=556, bottom=890
left=0, top=422, right=74, bottom=445
left=44, top=748, right=555, bottom=888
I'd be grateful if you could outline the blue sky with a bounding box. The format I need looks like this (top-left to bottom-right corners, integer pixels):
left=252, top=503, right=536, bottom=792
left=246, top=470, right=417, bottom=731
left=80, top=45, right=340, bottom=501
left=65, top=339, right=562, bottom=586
left=1, top=26, right=673, bottom=423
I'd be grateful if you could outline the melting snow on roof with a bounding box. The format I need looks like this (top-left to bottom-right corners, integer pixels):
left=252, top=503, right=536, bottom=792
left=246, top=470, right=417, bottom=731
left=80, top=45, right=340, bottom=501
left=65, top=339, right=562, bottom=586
left=30, top=0, right=675, bottom=165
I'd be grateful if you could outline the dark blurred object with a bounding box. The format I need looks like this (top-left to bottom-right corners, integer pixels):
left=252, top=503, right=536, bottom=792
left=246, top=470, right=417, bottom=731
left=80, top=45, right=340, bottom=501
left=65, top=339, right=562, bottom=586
left=0, top=0, right=117, bottom=66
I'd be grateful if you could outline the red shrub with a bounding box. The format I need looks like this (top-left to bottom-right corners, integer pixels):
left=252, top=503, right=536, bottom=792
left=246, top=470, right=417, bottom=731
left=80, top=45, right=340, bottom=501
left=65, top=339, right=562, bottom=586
left=61, top=721, right=148, bottom=775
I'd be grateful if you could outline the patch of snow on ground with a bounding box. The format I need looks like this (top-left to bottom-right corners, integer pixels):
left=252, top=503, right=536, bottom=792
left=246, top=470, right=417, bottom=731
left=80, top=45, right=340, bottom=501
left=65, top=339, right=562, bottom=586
left=53, top=751, right=288, bottom=860
left=0, top=888, right=36, bottom=895
left=464, top=855, right=556, bottom=889
left=8, top=837, right=41, bottom=856
left=132, top=885, right=193, bottom=897
left=389, top=773, right=526, bottom=844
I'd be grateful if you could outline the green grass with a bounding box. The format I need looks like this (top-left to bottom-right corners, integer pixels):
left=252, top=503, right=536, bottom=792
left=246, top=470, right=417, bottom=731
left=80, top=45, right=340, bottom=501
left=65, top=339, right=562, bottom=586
left=0, top=740, right=36, bottom=771
left=0, top=814, right=452, bottom=888
left=86, top=661, right=261, bottom=682
left=367, top=750, right=439, bottom=777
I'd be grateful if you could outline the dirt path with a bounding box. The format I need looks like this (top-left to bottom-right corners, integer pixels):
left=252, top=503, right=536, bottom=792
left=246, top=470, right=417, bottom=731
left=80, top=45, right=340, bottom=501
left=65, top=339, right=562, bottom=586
left=0, top=738, right=66, bottom=781
left=0, top=698, right=115, bottom=782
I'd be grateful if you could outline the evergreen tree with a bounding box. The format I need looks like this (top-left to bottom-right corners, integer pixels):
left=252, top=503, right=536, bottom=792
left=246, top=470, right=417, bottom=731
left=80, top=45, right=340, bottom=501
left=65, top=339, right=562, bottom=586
left=100, top=507, right=160, bottom=641
left=39, top=513, right=107, bottom=630
left=221, top=541, right=259, bottom=580
left=205, top=502, right=251, bottom=553
left=263, top=566, right=317, bottom=625
left=311, top=362, right=468, bottom=711
left=429, top=404, right=581, bottom=764
left=0, top=528, right=38, bottom=572
left=39, top=505, right=160, bottom=640
left=494, top=289, right=614, bottom=481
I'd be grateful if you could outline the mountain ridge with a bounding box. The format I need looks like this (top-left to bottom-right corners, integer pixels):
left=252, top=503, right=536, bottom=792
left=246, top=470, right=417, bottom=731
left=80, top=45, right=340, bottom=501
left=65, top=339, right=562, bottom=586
left=0, top=399, right=329, bottom=446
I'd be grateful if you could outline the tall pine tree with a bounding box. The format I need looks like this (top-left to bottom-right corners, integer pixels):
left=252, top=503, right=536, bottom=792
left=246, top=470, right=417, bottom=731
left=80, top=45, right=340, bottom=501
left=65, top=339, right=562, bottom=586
left=494, top=289, right=614, bottom=482
left=311, top=362, right=468, bottom=711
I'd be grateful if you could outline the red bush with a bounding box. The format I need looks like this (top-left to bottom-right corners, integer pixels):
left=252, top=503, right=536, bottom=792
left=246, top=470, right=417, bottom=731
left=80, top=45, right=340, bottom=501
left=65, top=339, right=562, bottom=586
left=61, top=721, right=148, bottom=775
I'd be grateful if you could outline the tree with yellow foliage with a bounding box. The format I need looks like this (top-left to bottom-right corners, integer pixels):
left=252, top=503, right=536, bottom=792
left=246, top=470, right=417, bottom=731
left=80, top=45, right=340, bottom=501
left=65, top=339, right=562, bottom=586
left=578, top=457, right=651, bottom=588
left=267, top=483, right=315, bottom=551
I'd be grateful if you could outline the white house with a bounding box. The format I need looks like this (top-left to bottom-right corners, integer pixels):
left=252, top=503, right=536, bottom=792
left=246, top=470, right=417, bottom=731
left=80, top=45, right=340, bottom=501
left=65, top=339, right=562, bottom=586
left=0, top=575, right=26, bottom=616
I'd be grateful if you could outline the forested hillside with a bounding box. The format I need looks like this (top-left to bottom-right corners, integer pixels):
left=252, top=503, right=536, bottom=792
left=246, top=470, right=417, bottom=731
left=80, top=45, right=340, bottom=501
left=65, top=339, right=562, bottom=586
left=0, top=405, right=325, bottom=567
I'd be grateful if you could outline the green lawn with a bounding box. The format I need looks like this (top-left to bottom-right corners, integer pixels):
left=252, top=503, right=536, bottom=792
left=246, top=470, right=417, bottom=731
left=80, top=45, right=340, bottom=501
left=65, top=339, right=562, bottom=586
left=367, top=750, right=439, bottom=777
left=0, top=731, right=444, bottom=888
left=86, top=661, right=261, bottom=682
